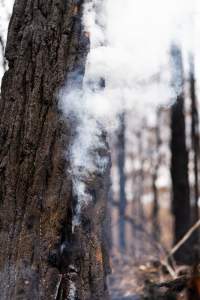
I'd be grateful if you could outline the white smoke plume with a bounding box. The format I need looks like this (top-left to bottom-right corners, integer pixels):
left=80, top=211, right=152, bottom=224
left=60, top=0, right=198, bottom=229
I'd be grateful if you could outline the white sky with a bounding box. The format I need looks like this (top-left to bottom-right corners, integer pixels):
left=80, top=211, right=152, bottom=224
left=0, top=0, right=14, bottom=81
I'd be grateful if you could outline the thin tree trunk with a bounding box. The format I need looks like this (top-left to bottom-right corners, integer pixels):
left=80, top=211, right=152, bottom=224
left=117, top=112, right=127, bottom=253
left=131, top=130, right=145, bottom=258
left=136, top=130, right=145, bottom=222
left=152, top=110, right=161, bottom=242
left=189, top=54, right=200, bottom=247
left=170, top=44, right=191, bottom=264
left=108, top=176, right=114, bottom=251
left=0, top=1, right=110, bottom=299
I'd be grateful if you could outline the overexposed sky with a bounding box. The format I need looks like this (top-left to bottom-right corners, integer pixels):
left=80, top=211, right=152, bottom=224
left=0, top=0, right=14, bottom=81
left=84, top=0, right=200, bottom=124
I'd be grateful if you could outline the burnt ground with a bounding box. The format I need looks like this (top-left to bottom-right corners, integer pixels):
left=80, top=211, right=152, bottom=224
left=108, top=255, right=144, bottom=300
left=108, top=252, right=193, bottom=300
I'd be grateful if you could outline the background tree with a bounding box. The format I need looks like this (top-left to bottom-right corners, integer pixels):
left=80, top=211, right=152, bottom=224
left=151, top=109, right=162, bottom=242
left=170, top=44, right=191, bottom=264
left=117, top=112, right=127, bottom=253
left=189, top=54, right=200, bottom=247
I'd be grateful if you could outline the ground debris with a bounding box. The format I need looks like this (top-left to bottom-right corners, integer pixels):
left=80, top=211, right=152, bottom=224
left=108, top=249, right=200, bottom=300
left=143, top=276, right=188, bottom=300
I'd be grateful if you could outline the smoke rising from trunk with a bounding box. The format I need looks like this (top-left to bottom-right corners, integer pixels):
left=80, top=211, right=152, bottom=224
left=60, top=0, right=196, bottom=230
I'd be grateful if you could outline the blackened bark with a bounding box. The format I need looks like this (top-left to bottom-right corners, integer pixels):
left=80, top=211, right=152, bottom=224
left=152, top=110, right=161, bottom=242
left=0, top=1, right=110, bottom=299
left=117, top=112, right=127, bottom=253
left=170, top=44, right=191, bottom=264
left=189, top=54, right=200, bottom=246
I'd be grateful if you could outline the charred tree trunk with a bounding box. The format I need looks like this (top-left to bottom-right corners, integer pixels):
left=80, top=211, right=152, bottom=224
left=137, top=130, right=145, bottom=221
left=170, top=44, right=191, bottom=264
left=131, top=130, right=145, bottom=258
left=117, top=112, right=127, bottom=253
left=152, top=110, right=161, bottom=242
left=107, top=176, right=113, bottom=251
left=189, top=54, right=200, bottom=247
left=0, top=1, right=110, bottom=299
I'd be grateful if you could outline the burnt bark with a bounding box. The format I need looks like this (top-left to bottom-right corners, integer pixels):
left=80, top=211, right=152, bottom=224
left=0, top=1, right=110, bottom=299
left=170, top=44, right=191, bottom=264
left=189, top=54, right=200, bottom=247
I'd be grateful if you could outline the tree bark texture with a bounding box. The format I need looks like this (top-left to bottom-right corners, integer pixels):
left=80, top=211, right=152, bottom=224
left=0, top=1, right=110, bottom=299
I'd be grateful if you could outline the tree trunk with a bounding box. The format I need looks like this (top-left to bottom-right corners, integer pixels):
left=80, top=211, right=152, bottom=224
left=131, top=130, right=145, bottom=258
left=189, top=54, right=200, bottom=247
left=152, top=110, right=161, bottom=242
left=117, top=112, right=127, bottom=253
left=170, top=44, right=191, bottom=264
left=0, top=1, right=110, bottom=299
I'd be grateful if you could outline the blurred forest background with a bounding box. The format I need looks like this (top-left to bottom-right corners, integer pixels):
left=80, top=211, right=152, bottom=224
left=109, top=46, right=200, bottom=263
left=108, top=48, right=200, bottom=293
left=1, top=1, right=200, bottom=299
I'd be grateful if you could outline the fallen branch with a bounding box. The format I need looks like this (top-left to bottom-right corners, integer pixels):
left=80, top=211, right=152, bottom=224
left=155, top=276, right=187, bottom=291
left=167, top=219, right=200, bottom=259
left=111, top=201, right=200, bottom=279
left=160, top=219, right=200, bottom=279
left=161, top=259, right=177, bottom=279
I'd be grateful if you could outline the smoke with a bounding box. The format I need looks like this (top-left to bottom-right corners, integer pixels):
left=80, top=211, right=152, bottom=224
left=60, top=83, right=110, bottom=229
left=67, top=279, right=76, bottom=300
left=81, top=0, right=198, bottom=125
left=60, top=0, right=197, bottom=229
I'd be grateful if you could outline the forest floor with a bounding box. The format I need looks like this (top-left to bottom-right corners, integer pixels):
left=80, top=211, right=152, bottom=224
left=108, top=253, right=191, bottom=300
left=108, top=254, right=144, bottom=300
left=108, top=206, right=199, bottom=299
